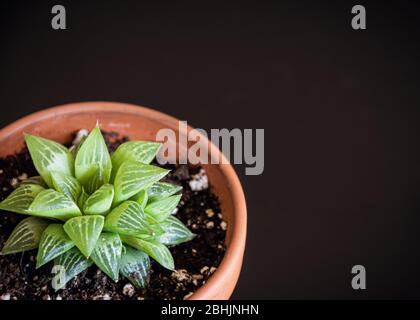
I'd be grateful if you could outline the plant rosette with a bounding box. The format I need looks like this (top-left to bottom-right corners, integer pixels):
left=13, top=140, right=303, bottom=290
left=0, top=125, right=195, bottom=291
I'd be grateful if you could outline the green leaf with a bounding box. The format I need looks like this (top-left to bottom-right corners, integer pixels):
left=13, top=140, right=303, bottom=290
left=144, top=194, right=182, bottom=222
left=28, top=189, right=82, bottom=221
left=104, top=201, right=153, bottom=237
left=113, top=161, right=169, bottom=205
left=0, top=184, right=45, bottom=214
left=132, top=189, right=148, bottom=209
left=90, top=233, right=122, bottom=281
left=51, top=171, right=82, bottom=202
left=80, top=164, right=107, bottom=195
left=36, top=224, right=75, bottom=268
left=111, top=141, right=161, bottom=179
left=77, top=188, right=89, bottom=209
left=121, top=236, right=174, bottom=270
left=63, top=215, right=104, bottom=258
left=25, top=134, right=74, bottom=188
left=83, top=184, right=114, bottom=215
left=17, top=176, right=47, bottom=188
left=1, top=217, right=49, bottom=255
left=155, top=216, right=195, bottom=246
left=53, top=247, right=93, bottom=290
left=147, top=182, right=182, bottom=202
left=75, top=126, right=112, bottom=193
left=120, top=246, right=150, bottom=288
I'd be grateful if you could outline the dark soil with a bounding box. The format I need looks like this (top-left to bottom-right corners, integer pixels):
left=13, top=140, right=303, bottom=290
left=0, top=131, right=226, bottom=300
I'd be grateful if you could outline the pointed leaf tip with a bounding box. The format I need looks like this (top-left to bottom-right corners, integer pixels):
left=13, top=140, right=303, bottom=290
left=24, top=134, right=74, bottom=188
left=91, top=233, right=122, bottom=281
left=63, top=215, right=104, bottom=258
left=1, top=217, right=49, bottom=255
left=36, top=224, right=75, bottom=268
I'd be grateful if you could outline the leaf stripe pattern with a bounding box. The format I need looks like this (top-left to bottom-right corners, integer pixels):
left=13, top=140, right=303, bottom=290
left=53, top=247, right=93, bottom=290
left=119, top=246, right=150, bottom=288
left=145, top=194, right=182, bottom=222
left=111, top=141, right=161, bottom=178
left=91, top=233, right=122, bottom=281
left=121, top=236, right=174, bottom=270
left=0, top=184, right=45, bottom=214
left=28, top=189, right=82, bottom=221
left=75, top=126, right=112, bottom=192
left=51, top=171, right=81, bottom=202
left=132, top=189, right=148, bottom=209
left=36, top=224, right=75, bottom=268
left=1, top=217, right=49, bottom=255
left=147, top=182, right=182, bottom=202
left=113, top=161, right=169, bottom=205
left=83, top=184, right=114, bottom=215
left=104, top=201, right=153, bottom=237
left=25, top=134, right=74, bottom=188
left=63, top=215, right=104, bottom=258
left=155, top=216, right=196, bottom=246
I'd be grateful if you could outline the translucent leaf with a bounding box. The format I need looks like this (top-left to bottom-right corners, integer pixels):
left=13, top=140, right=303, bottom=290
left=120, top=246, right=150, bottom=288
left=104, top=201, right=153, bottom=237
left=28, top=189, right=82, bottom=221
left=113, top=161, right=169, bottom=205
left=17, top=176, right=47, bottom=188
left=53, top=247, right=93, bottom=290
left=83, top=184, right=114, bottom=215
left=36, top=224, right=75, bottom=268
left=0, top=184, right=45, bottom=214
left=75, top=126, right=112, bottom=193
left=1, top=217, right=49, bottom=255
left=77, top=188, right=89, bottom=210
left=111, top=141, right=161, bottom=179
left=121, top=236, right=174, bottom=270
left=25, top=134, right=74, bottom=188
left=80, top=164, right=106, bottom=195
left=144, top=194, right=182, bottom=222
left=51, top=171, right=82, bottom=202
left=155, top=216, right=195, bottom=246
left=63, top=215, right=104, bottom=258
left=147, top=182, right=182, bottom=202
left=90, top=233, right=122, bottom=281
left=132, top=189, right=148, bottom=209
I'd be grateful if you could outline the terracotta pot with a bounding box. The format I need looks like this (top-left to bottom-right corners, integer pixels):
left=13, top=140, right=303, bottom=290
left=0, top=102, right=247, bottom=300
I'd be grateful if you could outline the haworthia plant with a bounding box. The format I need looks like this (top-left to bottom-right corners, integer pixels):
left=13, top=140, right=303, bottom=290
left=0, top=125, right=194, bottom=290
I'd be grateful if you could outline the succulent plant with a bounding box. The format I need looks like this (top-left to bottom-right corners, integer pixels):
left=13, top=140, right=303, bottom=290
left=0, top=125, right=195, bottom=290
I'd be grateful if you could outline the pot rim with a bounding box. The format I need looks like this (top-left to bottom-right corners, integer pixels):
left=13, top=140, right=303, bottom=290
left=0, top=101, right=247, bottom=300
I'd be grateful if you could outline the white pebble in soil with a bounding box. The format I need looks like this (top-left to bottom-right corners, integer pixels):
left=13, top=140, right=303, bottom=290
left=122, top=284, right=135, bottom=297
left=18, top=173, right=28, bottom=181
left=10, top=178, right=18, bottom=187
left=171, top=269, right=191, bottom=282
left=183, top=292, right=194, bottom=300
left=188, top=169, right=209, bottom=191
left=72, top=129, right=89, bottom=145
left=200, top=266, right=209, bottom=274
left=220, top=221, right=227, bottom=231
left=206, top=209, right=215, bottom=218
left=206, top=221, right=214, bottom=229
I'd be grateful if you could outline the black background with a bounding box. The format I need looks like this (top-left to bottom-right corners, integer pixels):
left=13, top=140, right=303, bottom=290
left=1, top=0, right=420, bottom=299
